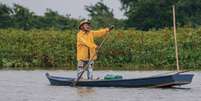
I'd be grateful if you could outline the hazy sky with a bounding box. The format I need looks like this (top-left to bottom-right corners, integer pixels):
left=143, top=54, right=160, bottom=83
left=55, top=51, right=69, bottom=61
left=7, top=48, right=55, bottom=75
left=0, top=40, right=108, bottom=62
left=0, top=0, right=125, bottom=19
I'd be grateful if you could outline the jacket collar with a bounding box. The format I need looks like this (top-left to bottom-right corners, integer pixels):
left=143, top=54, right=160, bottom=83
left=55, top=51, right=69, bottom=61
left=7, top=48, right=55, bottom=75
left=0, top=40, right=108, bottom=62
left=80, top=30, right=90, bottom=34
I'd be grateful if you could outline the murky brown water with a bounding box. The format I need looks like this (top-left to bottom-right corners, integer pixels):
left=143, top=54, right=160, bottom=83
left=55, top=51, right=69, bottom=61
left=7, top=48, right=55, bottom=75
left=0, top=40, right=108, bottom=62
left=0, top=70, right=200, bottom=101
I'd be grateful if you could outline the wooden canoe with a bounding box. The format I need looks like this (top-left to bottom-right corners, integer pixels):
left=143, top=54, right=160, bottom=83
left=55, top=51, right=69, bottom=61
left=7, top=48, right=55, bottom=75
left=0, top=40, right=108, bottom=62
left=45, top=72, right=193, bottom=88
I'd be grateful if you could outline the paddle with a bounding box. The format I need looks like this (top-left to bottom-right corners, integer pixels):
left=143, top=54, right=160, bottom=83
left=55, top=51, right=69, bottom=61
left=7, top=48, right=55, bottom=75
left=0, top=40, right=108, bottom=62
left=73, top=26, right=114, bottom=86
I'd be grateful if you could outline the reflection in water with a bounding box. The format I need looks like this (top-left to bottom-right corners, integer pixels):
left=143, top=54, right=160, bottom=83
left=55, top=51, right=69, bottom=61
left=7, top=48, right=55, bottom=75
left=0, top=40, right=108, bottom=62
left=76, top=87, right=95, bottom=96
left=162, top=87, right=192, bottom=90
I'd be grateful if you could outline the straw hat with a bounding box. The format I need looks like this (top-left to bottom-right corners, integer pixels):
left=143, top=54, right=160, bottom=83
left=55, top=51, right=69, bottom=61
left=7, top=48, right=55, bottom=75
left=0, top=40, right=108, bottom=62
left=79, top=19, right=90, bottom=29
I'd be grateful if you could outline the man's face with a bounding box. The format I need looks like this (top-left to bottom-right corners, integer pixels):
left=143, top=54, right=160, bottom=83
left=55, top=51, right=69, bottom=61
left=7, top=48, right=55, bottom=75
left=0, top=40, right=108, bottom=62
left=81, top=23, right=91, bottom=32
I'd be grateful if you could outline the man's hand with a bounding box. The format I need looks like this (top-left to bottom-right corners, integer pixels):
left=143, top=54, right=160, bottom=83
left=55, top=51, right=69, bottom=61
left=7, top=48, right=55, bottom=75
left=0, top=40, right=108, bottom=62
left=96, top=45, right=100, bottom=50
left=108, top=25, right=114, bottom=31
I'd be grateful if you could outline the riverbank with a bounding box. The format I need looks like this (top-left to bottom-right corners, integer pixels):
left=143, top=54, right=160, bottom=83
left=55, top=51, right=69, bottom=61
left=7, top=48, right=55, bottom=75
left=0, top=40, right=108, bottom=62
left=0, top=27, right=201, bottom=70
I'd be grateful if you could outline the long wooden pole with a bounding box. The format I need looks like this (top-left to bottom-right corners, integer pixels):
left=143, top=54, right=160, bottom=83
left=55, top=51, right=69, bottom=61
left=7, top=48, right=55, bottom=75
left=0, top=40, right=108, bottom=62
left=172, top=5, right=180, bottom=72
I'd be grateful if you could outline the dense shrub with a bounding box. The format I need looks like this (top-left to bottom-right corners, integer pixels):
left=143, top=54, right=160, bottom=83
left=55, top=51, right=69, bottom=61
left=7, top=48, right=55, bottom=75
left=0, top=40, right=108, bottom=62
left=0, top=28, right=201, bottom=70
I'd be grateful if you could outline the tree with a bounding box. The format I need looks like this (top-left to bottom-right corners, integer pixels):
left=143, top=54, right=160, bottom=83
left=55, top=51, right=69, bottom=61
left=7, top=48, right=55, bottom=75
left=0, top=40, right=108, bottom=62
left=12, top=4, right=34, bottom=30
left=120, top=0, right=201, bottom=30
left=43, top=9, right=78, bottom=29
left=177, top=0, right=201, bottom=27
left=85, top=0, right=116, bottom=28
left=0, top=3, right=13, bottom=28
left=0, top=3, right=79, bottom=30
left=120, top=0, right=178, bottom=30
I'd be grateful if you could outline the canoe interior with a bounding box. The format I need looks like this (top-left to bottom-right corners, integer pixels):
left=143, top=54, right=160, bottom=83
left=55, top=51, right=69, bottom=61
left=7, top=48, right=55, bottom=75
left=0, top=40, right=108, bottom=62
left=45, top=72, right=194, bottom=88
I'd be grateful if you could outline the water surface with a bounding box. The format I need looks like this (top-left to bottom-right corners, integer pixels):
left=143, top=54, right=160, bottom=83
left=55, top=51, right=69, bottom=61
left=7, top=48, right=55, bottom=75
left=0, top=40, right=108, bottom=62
left=0, top=70, right=200, bottom=101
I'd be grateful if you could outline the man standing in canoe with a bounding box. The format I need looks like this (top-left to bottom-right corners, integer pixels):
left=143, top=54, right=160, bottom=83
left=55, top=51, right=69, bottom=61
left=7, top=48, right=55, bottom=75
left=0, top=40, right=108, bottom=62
left=76, top=19, right=113, bottom=80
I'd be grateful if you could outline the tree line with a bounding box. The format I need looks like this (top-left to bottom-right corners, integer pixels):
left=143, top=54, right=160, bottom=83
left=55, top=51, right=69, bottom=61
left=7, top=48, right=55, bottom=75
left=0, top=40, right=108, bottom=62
left=0, top=4, right=78, bottom=30
left=0, top=0, right=201, bottom=30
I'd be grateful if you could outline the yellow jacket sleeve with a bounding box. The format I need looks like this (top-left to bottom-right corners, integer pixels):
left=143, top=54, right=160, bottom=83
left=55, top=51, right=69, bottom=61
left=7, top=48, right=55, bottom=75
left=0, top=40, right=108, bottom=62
left=78, top=35, right=97, bottom=49
left=92, top=28, right=109, bottom=37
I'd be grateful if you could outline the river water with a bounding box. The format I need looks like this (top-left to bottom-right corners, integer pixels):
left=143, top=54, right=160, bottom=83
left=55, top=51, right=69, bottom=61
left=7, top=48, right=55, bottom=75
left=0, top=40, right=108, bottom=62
left=0, top=70, right=200, bottom=101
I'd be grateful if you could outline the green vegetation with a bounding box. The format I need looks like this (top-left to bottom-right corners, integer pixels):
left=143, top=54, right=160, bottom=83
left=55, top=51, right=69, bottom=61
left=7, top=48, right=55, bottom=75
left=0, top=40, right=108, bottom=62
left=1, top=0, right=201, bottom=70
left=1, top=0, right=201, bottom=30
left=0, top=3, right=79, bottom=30
left=0, top=28, right=201, bottom=70
left=120, top=0, right=201, bottom=30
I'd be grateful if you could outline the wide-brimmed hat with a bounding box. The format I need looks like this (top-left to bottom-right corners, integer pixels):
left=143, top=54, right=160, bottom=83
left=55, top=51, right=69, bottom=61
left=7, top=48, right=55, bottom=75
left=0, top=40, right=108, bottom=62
left=79, top=19, right=90, bottom=29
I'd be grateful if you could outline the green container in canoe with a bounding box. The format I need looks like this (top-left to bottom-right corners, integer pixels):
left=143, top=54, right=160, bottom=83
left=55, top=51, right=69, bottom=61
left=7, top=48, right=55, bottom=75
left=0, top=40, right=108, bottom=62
left=104, top=74, right=123, bottom=80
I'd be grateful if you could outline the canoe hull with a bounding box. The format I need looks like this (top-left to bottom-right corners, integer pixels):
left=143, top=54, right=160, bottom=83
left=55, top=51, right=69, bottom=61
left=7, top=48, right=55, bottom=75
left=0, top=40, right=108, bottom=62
left=45, top=72, right=193, bottom=88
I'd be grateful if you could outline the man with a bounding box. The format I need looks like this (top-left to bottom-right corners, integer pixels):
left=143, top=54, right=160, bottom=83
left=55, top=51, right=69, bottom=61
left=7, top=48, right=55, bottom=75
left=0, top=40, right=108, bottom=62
left=76, top=19, right=113, bottom=80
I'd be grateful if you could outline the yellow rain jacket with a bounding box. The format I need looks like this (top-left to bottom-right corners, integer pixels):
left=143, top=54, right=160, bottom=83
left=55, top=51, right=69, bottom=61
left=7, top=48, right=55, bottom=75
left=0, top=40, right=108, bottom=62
left=77, top=28, right=109, bottom=61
